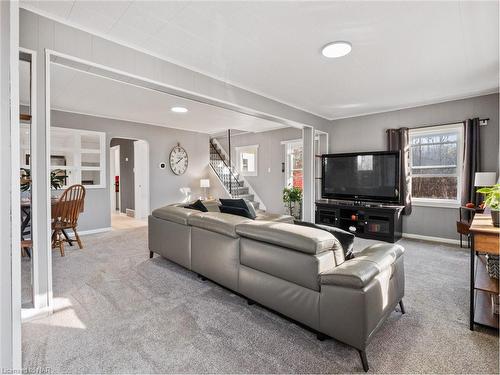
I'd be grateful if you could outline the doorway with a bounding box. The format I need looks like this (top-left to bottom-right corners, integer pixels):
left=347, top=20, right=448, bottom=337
left=109, top=137, right=149, bottom=230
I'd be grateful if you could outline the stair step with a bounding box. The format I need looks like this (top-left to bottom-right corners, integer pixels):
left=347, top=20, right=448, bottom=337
left=210, top=141, right=261, bottom=211
left=233, top=186, right=249, bottom=195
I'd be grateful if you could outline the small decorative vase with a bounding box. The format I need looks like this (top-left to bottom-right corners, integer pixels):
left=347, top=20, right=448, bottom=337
left=491, top=210, right=500, bottom=228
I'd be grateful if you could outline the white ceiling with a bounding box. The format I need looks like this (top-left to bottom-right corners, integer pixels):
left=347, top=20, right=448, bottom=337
left=20, top=62, right=287, bottom=134
left=21, top=1, right=499, bottom=120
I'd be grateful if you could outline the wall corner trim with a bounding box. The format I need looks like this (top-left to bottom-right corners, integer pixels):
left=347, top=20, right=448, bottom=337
left=73, top=227, right=113, bottom=236
left=402, top=233, right=460, bottom=246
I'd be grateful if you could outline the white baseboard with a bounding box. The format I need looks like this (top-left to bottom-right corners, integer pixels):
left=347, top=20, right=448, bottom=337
left=21, top=306, right=53, bottom=322
left=403, top=233, right=460, bottom=246
left=70, top=227, right=112, bottom=237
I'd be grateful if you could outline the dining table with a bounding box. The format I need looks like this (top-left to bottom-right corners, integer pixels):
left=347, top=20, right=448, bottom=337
left=20, top=197, right=78, bottom=255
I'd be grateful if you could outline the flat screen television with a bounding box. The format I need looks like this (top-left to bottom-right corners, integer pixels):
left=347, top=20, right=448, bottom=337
left=321, top=151, right=401, bottom=203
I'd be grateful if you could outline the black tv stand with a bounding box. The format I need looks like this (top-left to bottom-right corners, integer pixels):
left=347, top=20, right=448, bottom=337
left=315, top=200, right=404, bottom=243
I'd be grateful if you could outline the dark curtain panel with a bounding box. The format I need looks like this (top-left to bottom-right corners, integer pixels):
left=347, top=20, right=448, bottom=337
left=387, top=127, right=412, bottom=215
left=461, top=118, right=481, bottom=205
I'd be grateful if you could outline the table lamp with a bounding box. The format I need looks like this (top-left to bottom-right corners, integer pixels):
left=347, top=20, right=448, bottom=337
left=475, top=172, right=497, bottom=207
left=200, top=179, right=210, bottom=200
left=475, top=172, right=497, bottom=187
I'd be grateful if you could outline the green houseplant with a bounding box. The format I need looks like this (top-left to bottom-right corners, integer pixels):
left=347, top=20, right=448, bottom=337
left=283, top=186, right=302, bottom=220
left=477, top=183, right=500, bottom=227
left=20, top=168, right=66, bottom=191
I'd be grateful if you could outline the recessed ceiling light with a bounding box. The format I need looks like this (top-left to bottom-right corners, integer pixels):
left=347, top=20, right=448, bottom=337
left=321, top=41, right=352, bottom=58
left=171, top=106, right=188, bottom=113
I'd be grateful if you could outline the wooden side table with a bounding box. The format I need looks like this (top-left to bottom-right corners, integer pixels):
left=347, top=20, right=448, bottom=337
left=469, top=214, right=500, bottom=330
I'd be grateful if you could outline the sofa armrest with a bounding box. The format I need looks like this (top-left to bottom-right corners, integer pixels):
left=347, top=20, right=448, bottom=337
left=319, top=243, right=404, bottom=288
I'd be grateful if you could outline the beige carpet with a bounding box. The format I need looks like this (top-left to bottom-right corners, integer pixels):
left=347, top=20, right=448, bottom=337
left=22, top=226, right=499, bottom=373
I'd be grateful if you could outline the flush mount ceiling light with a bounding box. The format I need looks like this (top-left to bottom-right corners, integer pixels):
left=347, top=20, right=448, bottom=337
left=321, top=41, right=352, bottom=58
left=171, top=106, right=188, bottom=113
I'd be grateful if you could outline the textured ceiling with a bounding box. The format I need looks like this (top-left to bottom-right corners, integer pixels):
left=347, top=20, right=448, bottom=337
left=21, top=62, right=287, bottom=134
left=21, top=1, right=500, bottom=119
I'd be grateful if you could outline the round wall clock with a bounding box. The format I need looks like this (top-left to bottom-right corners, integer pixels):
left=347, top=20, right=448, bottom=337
left=169, top=143, right=188, bottom=175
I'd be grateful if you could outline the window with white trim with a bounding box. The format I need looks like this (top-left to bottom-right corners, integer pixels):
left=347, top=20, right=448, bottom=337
left=50, top=127, right=106, bottom=189
left=409, top=123, right=463, bottom=204
left=285, top=140, right=303, bottom=189
left=235, top=144, right=259, bottom=177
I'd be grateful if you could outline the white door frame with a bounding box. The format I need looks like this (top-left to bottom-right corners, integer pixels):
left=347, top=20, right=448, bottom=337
left=1, top=1, right=21, bottom=370
left=109, top=137, right=150, bottom=220
left=19, top=47, right=43, bottom=315
left=109, top=145, right=120, bottom=213
left=314, top=130, right=329, bottom=202
left=133, top=140, right=150, bottom=220
left=302, top=126, right=315, bottom=222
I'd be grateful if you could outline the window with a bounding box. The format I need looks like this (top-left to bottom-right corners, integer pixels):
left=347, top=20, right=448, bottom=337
left=235, top=145, right=258, bottom=176
left=50, top=127, right=106, bottom=189
left=409, top=123, right=463, bottom=205
left=285, top=141, right=303, bottom=189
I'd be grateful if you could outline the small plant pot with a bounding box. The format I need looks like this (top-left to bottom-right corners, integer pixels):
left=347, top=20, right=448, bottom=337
left=491, top=210, right=500, bottom=227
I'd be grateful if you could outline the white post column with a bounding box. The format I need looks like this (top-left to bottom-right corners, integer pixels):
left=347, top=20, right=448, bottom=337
left=302, top=126, right=315, bottom=222
left=315, top=131, right=329, bottom=200
left=0, top=0, right=21, bottom=371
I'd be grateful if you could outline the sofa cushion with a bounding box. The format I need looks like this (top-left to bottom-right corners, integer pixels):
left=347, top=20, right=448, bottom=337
left=240, top=238, right=334, bottom=291
left=152, top=206, right=201, bottom=225
left=184, top=199, right=208, bottom=212
left=203, top=200, right=221, bottom=212
left=255, top=211, right=294, bottom=223
left=235, top=221, right=335, bottom=255
left=188, top=212, right=252, bottom=238
left=219, top=205, right=255, bottom=219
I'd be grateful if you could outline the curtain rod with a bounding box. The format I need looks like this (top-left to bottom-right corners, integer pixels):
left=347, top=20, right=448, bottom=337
left=387, top=118, right=490, bottom=132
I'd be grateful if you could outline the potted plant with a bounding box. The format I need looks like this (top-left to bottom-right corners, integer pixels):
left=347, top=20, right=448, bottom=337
left=19, top=168, right=66, bottom=192
left=477, top=183, right=500, bottom=227
left=283, top=186, right=302, bottom=220
left=20, top=168, right=31, bottom=192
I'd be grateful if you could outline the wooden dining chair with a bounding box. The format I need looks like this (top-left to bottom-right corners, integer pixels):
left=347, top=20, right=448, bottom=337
left=52, top=184, right=86, bottom=256
left=456, top=206, right=476, bottom=248
left=21, top=239, right=32, bottom=258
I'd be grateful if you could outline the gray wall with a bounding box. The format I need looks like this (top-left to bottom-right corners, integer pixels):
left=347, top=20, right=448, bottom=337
left=326, top=93, right=499, bottom=240
left=216, top=127, right=302, bottom=213
left=52, top=110, right=210, bottom=231
left=110, top=138, right=135, bottom=213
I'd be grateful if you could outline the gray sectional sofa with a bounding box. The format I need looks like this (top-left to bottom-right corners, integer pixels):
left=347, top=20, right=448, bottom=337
left=148, top=202, right=405, bottom=372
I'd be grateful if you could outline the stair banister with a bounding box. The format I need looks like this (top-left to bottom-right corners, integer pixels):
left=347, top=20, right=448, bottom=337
left=209, top=137, right=267, bottom=211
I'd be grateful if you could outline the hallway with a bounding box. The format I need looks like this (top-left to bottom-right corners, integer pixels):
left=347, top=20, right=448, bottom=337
left=111, top=213, right=147, bottom=230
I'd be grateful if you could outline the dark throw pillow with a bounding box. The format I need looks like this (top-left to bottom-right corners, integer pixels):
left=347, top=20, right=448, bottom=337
left=294, top=220, right=355, bottom=260
left=219, top=198, right=257, bottom=219
left=219, top=205, right=254, bottom=219
left=184, top=199, right=208, bottom=212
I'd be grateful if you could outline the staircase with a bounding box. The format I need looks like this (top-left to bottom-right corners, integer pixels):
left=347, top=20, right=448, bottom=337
left=209, top=139, right=261, bottom=210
